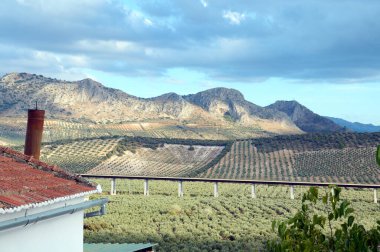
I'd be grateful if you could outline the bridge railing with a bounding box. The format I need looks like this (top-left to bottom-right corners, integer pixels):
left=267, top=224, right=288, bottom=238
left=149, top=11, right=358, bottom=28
left=81, top=174, right=379, bottom=203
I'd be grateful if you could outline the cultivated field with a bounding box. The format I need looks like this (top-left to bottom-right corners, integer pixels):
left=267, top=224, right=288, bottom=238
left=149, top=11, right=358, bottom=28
left=41, top=138, right=122, bottom=173
left=88, top=144, right=224, bottom=177
left=201, top=133, right=380, bottom=184
left=85, top=179, right=380, bottom=251
left=0, top=117, right=269, bottom=146
left=0, top=117, right=26, bottom=145
left=40, top=137, right=228, bottom=175
left=38, top=132, right=380, bottom=185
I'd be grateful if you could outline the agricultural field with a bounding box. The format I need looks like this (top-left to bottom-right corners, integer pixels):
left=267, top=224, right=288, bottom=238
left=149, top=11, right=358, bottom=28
left=84, top=179, right=380, bottom=251
left=175, top=124, right=266, bottom=140
left=0, top=117, right=269, bottom=146
left=201, top=132, right=380, bottom=184
left=0, top=117, right=26, bottom=145
left=40, top=137, right=229, bottom=175
left=88, top=144, right=224, bottom=177
left=37, top=132, right=380, bottom=185
left=40, top=138, right=122, bottom=173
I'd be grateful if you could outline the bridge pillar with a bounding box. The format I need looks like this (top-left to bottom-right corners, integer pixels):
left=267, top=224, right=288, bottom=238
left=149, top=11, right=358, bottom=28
left=144, top=179, right=149, bottom=196
left=178, top=181, right=184, bottom=197
left=251, top=184, right=256, bottom=198
left=331, top=187, right=335, bottom=196
left=290, top=185, right=295, bottom=200
left=110, top=178, right=116, bottom=195
left=214, top=182, right=219, bottom=197
left=374, top=189, right=378, bottom=204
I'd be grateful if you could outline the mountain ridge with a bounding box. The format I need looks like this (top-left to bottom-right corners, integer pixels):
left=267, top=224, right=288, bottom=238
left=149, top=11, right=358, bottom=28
left=0, top=72, right=347, bottom=134
left=266, top=100, right=346, bottom=133
left=326, top=116, right=380, bottom=133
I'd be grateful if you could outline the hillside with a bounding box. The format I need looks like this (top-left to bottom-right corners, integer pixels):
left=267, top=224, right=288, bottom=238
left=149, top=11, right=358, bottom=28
left=267, top=100, right=345, bottom=133
left=326, top=116, right=380, bottom=132
left=0, top=117, right=273, bottom=147
left=88, top=144, right=224, bottom=177
left=3, top=72, right=372, bottom=138
left=0, top=72, right=301, bottom=135
left=0, top=73, right=213, bottom=124
left=40, top=132, right=380, bottom=184
left=201, top=132, right=380, bottom=184
left=183, top=88, right=299, bottom=134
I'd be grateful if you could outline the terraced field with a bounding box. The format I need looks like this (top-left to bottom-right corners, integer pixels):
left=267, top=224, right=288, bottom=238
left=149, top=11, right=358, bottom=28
left=294, top=147, right=378, bottom=179
left=40, top=138, right=121, bottom=173
left=0, top=117, right=269, bottom=146
left=39, top=137, right=228, bottom=175
left=88, top=144, right=224, bottom=177
left=201, top=133, right=380, bottom=184
left=37, top=132, right=380, bottom=184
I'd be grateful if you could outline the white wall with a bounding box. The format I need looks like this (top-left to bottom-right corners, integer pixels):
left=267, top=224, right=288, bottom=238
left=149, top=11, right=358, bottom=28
left=0, top=198, right=85, bottom=252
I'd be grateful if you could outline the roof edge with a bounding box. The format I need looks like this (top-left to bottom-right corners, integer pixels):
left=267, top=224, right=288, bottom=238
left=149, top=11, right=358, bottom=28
left=0, top=188, right=100, bottom=214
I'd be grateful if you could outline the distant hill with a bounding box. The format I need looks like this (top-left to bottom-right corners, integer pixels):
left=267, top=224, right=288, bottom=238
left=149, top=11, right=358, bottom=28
left=183, top=88, right=299, bottom=134
left=0, top=72, right=210, bottom=123
left=326, top=117, right=380, bottom=132
left=40, top=132, right=380, bottom=184
left=0, top=73, right=301, bottom=135
left=0, top=72, right=353, bottom=135
left=266, top=100, right=346, bottom=133
left=184, top=87, right=287, bottom=121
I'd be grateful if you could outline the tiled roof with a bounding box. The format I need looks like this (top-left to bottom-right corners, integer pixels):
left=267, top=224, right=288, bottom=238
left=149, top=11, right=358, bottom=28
left=0, top=146, right=98, bottom=213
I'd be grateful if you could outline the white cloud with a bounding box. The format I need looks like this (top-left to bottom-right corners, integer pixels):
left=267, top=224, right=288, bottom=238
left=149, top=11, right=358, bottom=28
left=75, top=40, right=141, bottom=54
left=16, top=0, right=107, bottom=17
left=1, top=0, right=380, bottom=83
left=127, top=10, right=155, bottom=27
left=144, top=18, right=153, bottom=26
left=223, top=10, right=246, bottom=25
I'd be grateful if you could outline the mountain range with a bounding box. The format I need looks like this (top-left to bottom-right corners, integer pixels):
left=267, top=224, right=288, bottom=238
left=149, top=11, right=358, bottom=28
left=326, top=117, right=380, bottom=133
left=267, top=101, right=345, bottom=133
left=0, top=72, right=357, bottom=134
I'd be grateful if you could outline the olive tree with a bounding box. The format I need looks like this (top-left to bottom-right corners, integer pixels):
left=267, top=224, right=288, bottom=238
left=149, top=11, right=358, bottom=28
left=268, top=186, right=380, bottom=251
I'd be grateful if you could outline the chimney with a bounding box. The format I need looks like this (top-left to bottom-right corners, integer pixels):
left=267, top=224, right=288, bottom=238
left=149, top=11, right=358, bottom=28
left=24, top=109, right=45, bottom=160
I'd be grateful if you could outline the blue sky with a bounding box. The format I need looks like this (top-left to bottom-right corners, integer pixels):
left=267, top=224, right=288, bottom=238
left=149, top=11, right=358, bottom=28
left=1, top=0, right=380, bottom=124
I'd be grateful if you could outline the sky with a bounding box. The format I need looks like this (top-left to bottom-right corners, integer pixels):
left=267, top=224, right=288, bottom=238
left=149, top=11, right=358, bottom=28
left=1, top=0, right=380, bottom=124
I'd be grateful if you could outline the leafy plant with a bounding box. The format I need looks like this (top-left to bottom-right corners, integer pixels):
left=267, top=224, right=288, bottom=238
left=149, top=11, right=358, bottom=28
left=376, top=145, right=380, bottom=167
left=268, top=186, right=380, bottom=251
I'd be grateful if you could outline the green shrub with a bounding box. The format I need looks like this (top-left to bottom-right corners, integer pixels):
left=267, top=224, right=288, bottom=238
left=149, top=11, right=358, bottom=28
left=268, top=186, right=380, bottom=251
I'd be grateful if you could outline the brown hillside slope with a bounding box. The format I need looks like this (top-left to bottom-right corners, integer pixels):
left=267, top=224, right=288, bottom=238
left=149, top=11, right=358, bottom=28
left=0, top=72, right=301, bottom=135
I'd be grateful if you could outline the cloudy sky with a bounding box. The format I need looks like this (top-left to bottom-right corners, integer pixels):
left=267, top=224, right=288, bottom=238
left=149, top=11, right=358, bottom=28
left=1, top=0, right=380, bottom=124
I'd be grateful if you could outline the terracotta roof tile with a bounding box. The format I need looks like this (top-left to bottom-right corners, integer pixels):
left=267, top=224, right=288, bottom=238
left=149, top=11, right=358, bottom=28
left=0, top=146, right=97, bottom=210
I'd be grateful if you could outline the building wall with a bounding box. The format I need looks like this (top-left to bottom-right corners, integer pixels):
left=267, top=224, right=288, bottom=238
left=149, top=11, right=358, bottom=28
left=0, top=197, right=85, bottom=252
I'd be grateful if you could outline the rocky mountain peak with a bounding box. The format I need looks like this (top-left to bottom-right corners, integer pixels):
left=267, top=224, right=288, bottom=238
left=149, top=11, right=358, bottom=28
left=1, top=72, right=61, bottom=86
left=1, top=72, right=20, bottom=82
left=269, top=100, right=305, bottom=118
left=183, top=87, right=245, bottom=110
left=190, top=87, right=244, bottom=101
left=270, top=100, right=301, bottom=107
left=267, top=100, right=345, bottom=133
left=78, top=78, right=103, bottom=87
left=153, top=92, right=183, bottom=102
left=0, top=72, right=341, bottom=134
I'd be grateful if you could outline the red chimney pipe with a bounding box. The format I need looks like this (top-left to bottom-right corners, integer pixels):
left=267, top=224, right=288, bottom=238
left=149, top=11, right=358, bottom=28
left=24, top=109, right=45, bottom=160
